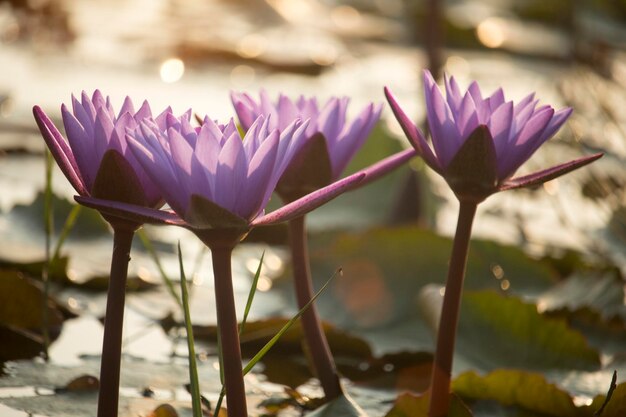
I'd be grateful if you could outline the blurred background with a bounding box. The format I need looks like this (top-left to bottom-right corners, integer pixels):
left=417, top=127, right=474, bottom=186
left=2, top=1, right=626, bottom=416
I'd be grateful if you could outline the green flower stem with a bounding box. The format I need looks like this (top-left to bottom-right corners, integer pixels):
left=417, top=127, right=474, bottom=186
left=428, top=201, right=477, bottom=417
left=288, top=216, right=343, bottom=400
left=210, top=244, right=248, bottom=417
left=97, top=223, right=137, bottom=417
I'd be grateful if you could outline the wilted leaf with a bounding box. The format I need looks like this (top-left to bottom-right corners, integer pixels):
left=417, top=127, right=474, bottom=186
left=0, top=269, right=64, bottom=333
left=457, top=291, right=601, bottom=371
left=147, top=404, right=178, bottom=417
left=452, top=369, right=580, bottom=417
left=0, top=324, right=44, bottom=361
left=56, top=374, right=99, bottom=393
left=193, top=318, right=372, bottom=359
left=384, top=391, right=473, bottom=417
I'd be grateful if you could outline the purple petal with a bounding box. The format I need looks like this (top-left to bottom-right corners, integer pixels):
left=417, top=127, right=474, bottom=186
left=319, top=97, right=349, bottom=145
left=240, top=130, right=279, bottom=219
left=384, top=86, right=441, bottom=173
left=71, top=94, right=94, bottom=136
left=214, top=132, right=247, bottom=214
left=33, top=106, right=88, bottom=195
left=118, top=96, right=135, bottom=119
left=330, top=103, right=382, bottom=178
left=277, top=95, right=299, bottom=131
left=498, top=107, right=555, bottom=179
left=444, top=74, right=463, bottom=116
left=128, top=133, right=187, bottom=214
left=488, top=101, right=514, bottom=159
left=499, top=153, right=603, bottom=191
left=456, top=91, right=479, bottom=140
left=62, top=104, right=97, bottom=189
left=75, top=195, right=186, bottom=227
left=231, top=92, right=258, bottom=132
left=252, top=172, right=366, bottom=226
left=424, top=72, right=461, bottom=168
left=487, top=88, right=505, bottom=111
left=93, top=108, right=115, bottom=165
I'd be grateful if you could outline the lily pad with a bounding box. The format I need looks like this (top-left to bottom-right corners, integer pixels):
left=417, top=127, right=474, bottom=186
left=457, top=291, right=601, bottom=372
left=384, top=391, right=473, bottom=417
left=306, top=226, right=556, bottom=330
left=452, top=369, right=581, bottom=417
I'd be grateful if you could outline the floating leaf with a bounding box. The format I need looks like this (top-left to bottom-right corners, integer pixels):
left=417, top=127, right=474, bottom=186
left=56, top=374, right=99, bottom=393
left=0, top=324, right=44, bottom=361
left=308, top=226, right=556, bottom=330
left=147, top=404, right=179, bottom=417
left=457, top=291, right=601, bottom=371
left=0, top=270, right=64, bottom=333
left=452, top=369, right=580, bottom=417
left=384, top=391, right=473, bottom=417
left=537, top=272, right=625, bottom=319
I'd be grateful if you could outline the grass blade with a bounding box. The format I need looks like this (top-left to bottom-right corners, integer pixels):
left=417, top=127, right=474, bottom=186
left=50, top=204, right=81, bottom=263
left=239, top=251, right=264, bottom=336
left=42, top=150, right=54, bottom=360
left=243, top=268, right=341, bottom=375
left=178, top=242, right=202, bottom=417
left=139, top=229, right=182, bottom=307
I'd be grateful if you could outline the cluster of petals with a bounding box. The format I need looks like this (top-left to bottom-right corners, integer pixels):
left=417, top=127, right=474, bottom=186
left=33, top=90, right=174, bottom=208
left=127, top=113, right=310, bottom=224
left=231, top=90, right=383, bottom=179
left=385, top=70, right=602, bottom=199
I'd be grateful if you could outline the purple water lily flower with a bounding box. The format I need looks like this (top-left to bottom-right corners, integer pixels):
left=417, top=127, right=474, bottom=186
left=124, top=113, right=314, bottom=229
left=33, top=90, right=177, bottom=208
left=385, top=70, right=602, bottom=202
left=231, top=90, right=383, bottom=199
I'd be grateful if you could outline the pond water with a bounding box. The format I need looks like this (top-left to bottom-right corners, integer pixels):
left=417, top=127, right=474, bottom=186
left=2, top=0, right=626, bottom=416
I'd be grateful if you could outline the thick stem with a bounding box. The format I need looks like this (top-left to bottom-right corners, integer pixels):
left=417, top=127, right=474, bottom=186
left=211, top=246, right=248, bottom=417
left=428, top=201, right=477, bottom=417
left=288, top=216, right=343, bottom=400
left=97, top=226, right=135, bottom=417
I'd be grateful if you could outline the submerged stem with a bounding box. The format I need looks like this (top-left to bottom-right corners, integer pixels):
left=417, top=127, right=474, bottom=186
left=210, top=245, right=248, bottom=417
left=288, top=216, right=343, bottom=400
left=97, top=224, right=136, bottom=417
left=428, top=201, right=477, bottom=417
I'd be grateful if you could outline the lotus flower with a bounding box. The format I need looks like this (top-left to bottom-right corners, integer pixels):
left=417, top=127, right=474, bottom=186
left=33, top=90, right=177, bottom=208
left=232, top=90, right=383, bottom=200
left=385, top=70, right=602, bottom=202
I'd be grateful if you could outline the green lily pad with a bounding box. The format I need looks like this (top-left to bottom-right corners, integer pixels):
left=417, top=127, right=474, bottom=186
left=306, top=226, right=557, bottom=331
left=452, top=369, right=581, bottom=417
left=457, top=291, right=601, bottom=371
